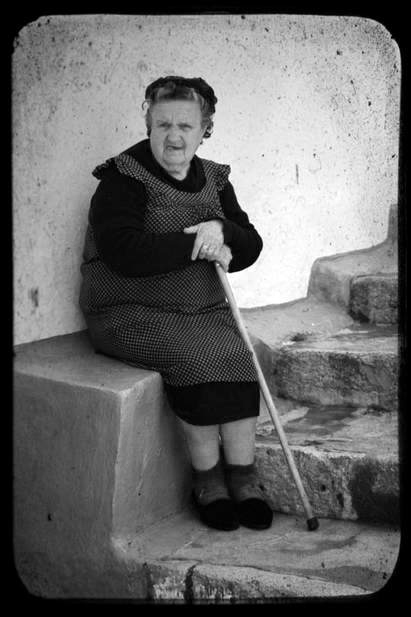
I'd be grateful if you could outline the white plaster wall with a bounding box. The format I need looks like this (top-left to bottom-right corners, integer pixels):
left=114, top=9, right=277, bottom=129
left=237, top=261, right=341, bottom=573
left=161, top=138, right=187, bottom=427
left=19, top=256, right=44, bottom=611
left=13, top=14, right=400, bottom=345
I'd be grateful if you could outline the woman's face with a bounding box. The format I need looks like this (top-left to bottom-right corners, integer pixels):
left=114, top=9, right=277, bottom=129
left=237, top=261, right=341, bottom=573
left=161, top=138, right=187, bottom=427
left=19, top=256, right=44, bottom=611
left=149, top=100, right=207, bottom=179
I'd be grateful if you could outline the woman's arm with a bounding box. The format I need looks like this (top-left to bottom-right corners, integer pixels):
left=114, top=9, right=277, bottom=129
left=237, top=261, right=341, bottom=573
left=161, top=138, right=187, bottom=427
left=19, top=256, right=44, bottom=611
left=89, top=167, right=196, bottom=277
left=218, top=182, right=263, bottom=272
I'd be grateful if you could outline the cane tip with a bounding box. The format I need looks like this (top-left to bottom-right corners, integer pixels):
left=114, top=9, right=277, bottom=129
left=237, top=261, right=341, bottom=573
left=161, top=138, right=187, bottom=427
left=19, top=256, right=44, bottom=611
left=307, top=517, right=319, bottom=531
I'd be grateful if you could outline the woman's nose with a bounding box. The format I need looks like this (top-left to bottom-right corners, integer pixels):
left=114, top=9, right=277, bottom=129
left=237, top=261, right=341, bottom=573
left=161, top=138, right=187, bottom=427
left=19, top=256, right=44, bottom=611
left=166, top=126, right=182, bottom=142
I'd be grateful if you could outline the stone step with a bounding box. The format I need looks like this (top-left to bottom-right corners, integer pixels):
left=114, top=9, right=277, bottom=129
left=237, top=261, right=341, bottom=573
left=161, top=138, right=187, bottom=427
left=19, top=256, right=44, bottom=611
left=307, top=241, right=397, bottom=310
left=245, top=296, right=356, bottom=393
left=255, top=399, right=399, bottom=523
left=243, top=296, right=356, bottom=349
left=270, top=324, right=398, bottom=410
left=349, top=272, right=398, bottom=324
left=112, top=509, right=400, bottom=601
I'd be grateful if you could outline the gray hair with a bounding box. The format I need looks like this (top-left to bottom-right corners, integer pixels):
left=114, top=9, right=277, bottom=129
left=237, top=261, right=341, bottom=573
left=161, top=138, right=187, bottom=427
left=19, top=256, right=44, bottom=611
left=143, top=78, right=215, bottom=139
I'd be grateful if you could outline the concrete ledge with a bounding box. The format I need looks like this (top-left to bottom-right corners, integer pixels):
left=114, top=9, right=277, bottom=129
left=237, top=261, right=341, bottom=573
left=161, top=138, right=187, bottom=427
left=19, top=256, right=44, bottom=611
left=13, top=331, right=190, bottom=597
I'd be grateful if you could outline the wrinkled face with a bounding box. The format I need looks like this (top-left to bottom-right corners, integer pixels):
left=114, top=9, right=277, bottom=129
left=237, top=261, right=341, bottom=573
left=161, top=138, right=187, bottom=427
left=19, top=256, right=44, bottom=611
left=149, top=100, right=206, bottom=179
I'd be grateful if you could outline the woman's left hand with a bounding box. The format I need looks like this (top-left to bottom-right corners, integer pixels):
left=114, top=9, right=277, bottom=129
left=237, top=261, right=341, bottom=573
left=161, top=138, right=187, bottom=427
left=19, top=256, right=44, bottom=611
left=184, top=220, right=224, bottom=261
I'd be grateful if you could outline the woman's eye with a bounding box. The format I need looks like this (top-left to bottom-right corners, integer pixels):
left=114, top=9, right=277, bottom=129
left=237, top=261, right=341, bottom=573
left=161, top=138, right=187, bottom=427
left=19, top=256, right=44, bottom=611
left=156, top=123, right=192, bottom=130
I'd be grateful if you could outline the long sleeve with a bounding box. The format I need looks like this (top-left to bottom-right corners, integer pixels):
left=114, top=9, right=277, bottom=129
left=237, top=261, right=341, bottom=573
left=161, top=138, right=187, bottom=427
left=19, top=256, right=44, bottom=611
left=218, top=181, right=263, bottom=273
left=89, top=167, right=196, bottom=277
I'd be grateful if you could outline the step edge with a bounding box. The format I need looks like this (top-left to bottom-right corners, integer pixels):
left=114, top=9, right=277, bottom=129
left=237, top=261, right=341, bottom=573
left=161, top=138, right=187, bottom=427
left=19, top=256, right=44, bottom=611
left=113, top=554, right=372, bottom=598
left=13, top=363, right=161, bottom=397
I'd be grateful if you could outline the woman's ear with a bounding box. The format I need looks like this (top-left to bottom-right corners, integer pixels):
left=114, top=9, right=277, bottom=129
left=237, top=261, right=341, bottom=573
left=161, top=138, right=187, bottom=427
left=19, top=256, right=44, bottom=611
left=200, top=126, right=207, bottom=145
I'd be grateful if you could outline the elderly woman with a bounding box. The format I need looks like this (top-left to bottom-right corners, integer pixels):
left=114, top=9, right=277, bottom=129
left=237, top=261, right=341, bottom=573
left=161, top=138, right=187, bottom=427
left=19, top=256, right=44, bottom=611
left=79, top=76, right=272, bottom=531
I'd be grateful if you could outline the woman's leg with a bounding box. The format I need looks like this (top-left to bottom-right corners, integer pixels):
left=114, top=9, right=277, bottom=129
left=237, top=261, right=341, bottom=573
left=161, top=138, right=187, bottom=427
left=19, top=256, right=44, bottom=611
left=220, top=416, right=273, bottom=530
left=178, top=418, right=239, bottom=530
left=219, top=417, right=257, bottom=465
left=178, top=419, right=220, bottom=470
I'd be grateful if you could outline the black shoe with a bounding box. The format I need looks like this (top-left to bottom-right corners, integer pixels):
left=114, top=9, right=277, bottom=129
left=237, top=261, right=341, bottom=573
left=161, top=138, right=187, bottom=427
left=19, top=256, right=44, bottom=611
left=237, top=498, right=273, bottom=530
left=192, top=491, right=240, bottom=531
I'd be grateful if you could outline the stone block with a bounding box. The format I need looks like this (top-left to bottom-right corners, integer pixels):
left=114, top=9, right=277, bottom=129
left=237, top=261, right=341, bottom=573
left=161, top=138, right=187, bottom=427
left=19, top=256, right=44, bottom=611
left=190, top=564, right=364, bottom=600
left=255, top=443, right=399, bottom=524
left=307, top=242, right=398, bottom=310
left=13, top=331, right=190, bottom=596
left=350, top=273, right=398, bottom=324
left=255, top=401, right=399, bottom=523
left=271, top=329, right=398, bottom=410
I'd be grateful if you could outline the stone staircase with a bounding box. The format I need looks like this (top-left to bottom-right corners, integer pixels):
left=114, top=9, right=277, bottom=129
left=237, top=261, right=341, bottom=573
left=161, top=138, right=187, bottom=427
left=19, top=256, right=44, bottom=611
left=246, top=205, right=399, bottom=528
left=13, top=206, right=401, bottom=600
left=250, top=317, right=399, bottom=526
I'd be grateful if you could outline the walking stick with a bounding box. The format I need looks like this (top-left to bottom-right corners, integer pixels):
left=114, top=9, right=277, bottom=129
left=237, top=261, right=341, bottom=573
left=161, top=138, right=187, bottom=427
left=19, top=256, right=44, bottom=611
left=215, top=262, right=319, bottom=531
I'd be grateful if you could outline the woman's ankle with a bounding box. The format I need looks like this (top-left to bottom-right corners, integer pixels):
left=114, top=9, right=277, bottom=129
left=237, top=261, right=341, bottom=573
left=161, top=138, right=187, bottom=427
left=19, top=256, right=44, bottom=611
left=192, top=459, right=230, bottom=505
left=225, top=461, right=266, bottom=502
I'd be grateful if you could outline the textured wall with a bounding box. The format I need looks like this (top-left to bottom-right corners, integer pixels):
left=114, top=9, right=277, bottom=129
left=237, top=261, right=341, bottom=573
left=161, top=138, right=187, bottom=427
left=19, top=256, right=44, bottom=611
left=13, top=14, right=400, bottom=345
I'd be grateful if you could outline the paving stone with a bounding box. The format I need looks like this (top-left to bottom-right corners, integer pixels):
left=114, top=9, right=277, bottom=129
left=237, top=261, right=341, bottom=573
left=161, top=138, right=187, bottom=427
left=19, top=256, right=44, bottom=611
left=190, top=563, right=364, bottom=600
left=144, top=561, right=196, bottom=601
left=126, top=509, right=400, bottom=600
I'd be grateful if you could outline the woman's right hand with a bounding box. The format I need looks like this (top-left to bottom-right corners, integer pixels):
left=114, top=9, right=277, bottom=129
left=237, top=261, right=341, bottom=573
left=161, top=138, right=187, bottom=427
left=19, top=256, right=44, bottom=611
left=213, top=244, right=232, bottom=272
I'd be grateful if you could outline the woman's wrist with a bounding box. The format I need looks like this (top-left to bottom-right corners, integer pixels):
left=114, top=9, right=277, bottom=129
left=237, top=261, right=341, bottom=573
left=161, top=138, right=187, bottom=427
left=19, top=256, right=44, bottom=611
left=220, top=219, right=233, bottom=244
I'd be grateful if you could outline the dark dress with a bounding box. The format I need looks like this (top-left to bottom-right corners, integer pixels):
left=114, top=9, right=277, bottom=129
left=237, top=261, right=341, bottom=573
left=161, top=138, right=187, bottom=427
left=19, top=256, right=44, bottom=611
left=79, top=139, right=263, bottom=425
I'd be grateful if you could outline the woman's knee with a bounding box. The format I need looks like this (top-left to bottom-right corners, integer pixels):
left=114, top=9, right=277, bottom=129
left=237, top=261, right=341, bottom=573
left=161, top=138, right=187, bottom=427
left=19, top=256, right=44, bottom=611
left=178, top=418, right=219, bottom=443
